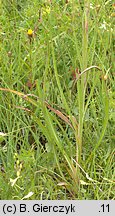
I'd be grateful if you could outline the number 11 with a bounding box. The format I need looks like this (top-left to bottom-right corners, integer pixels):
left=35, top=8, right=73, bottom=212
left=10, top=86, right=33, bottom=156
left=101, top=204, right=110, bottom=212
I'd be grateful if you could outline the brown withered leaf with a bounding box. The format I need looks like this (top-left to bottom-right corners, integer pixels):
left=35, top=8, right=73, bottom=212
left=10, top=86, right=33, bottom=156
left=0, top=88, right=75, bottom=129
left=45, top=102, right=73, bottom=129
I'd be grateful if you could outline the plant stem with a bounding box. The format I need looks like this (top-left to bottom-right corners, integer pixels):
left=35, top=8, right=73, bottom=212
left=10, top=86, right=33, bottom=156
left=77, top=0, right=90, bottom=163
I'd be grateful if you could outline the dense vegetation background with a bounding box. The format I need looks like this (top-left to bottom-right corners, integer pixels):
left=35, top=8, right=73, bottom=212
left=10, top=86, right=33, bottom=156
left=0, top=0, right=114, bottom=199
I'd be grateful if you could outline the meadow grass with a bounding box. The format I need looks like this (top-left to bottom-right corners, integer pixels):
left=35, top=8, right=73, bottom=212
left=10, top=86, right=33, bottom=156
left=0, top=0, right=114, bottom=199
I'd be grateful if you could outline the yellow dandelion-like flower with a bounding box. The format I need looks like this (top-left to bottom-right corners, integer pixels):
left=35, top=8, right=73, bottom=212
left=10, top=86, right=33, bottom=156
left=27, top=29, right=33, bottom=37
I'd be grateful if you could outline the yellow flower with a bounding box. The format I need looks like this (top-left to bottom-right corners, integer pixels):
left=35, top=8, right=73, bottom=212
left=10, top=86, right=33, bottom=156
left=27, top=29, right=33, bottom=37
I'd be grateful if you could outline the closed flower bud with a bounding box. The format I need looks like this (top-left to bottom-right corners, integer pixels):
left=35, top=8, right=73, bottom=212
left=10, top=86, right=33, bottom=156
left=103, top=75, right=108, bottom=80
